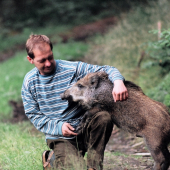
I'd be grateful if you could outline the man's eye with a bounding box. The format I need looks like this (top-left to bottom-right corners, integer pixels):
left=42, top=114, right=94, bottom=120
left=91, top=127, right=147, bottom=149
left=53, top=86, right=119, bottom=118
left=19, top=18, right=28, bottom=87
left=48, top=55, right=53, bottom=60
left=40, top=59, right=45, bottom=63
left=77, top=84, right=83, bottom=88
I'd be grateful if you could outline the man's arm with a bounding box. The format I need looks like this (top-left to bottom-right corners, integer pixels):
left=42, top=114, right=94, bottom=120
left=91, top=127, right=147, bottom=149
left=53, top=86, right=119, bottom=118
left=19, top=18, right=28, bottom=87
left=76, top=62, right=128, bottom=102
left=62, top=123, right=77, bottom=137
left=21, top=85, right=65, bottom=137
left=112, top=79, right=128, bottom=102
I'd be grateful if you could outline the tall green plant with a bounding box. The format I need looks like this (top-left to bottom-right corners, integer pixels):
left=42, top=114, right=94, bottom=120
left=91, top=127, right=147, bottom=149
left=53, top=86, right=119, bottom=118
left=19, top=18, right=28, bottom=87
left=145, top=29, right=170, bottom=107
left=145, top=29, right=170, bottom=75
left=147, top=73, right=170, bottom=108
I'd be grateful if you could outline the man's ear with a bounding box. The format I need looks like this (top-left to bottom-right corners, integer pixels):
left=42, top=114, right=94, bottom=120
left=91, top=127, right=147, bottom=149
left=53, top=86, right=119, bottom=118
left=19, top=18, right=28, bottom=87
left=27, top=56, right=34, bottom=64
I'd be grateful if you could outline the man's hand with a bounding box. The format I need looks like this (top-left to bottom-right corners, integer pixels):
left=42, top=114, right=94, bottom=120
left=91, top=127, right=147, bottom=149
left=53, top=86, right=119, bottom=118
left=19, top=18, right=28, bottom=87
left=112, top=80, right=128, bottom=102
left=62, top=122, right=78, bottom=137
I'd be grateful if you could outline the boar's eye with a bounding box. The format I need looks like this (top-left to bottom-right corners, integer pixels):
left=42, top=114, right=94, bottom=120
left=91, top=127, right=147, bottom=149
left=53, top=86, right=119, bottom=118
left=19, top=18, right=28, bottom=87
left=77, top=84, right=84, bottom=88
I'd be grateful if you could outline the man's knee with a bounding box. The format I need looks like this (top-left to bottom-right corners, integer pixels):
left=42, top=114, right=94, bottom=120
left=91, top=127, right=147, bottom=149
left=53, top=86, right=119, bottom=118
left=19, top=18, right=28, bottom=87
left=47, top=139, right=86, bottom=169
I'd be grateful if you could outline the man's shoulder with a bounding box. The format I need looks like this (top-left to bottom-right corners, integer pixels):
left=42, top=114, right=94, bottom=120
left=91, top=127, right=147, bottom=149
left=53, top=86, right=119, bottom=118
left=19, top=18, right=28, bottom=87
left=56, top=60, right=79, bottom=69
left=23, top=67, right=38, bottom=85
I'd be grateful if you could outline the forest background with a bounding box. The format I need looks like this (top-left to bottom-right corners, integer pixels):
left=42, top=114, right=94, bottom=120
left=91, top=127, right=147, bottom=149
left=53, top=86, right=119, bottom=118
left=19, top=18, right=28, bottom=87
left=0, top=0, right=170, bottom=169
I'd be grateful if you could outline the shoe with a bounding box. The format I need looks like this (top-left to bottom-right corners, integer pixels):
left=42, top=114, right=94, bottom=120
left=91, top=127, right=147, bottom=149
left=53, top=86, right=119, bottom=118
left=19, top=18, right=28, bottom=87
left=42, top=150, right=54, bottom=170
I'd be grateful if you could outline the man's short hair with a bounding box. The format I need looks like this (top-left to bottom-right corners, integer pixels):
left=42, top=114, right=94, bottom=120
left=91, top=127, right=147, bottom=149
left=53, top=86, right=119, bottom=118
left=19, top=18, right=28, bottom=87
left=26, top=34, right=53, bottom=59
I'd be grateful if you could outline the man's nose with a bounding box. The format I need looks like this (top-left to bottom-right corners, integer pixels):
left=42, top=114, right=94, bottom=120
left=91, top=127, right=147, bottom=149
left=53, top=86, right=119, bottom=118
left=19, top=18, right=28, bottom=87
left=45, top=60, right=51, bottom=67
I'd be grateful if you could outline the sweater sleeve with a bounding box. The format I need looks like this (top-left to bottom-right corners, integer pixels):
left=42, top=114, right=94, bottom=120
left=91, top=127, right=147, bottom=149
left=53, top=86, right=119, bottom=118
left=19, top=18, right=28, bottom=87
left=21, top=83, right=64, bottom=137
left=76, top=61, right=124, bottom=83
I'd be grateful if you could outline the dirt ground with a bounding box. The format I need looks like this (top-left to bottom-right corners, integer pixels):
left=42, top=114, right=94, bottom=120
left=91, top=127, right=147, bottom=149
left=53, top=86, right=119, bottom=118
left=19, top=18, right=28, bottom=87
left=104, top=128, right=153, bottom=170
left=105, top=127, right=170, bottom=170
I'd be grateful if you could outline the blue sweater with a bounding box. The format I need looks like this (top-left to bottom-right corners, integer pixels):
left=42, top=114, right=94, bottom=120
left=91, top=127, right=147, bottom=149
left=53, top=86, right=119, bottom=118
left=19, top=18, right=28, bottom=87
left=21, top=60, right=124, bottom=140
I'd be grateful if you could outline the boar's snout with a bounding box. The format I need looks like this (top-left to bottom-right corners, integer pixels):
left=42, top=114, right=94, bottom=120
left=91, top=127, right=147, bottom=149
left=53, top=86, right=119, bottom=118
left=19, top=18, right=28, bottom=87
left=60, top=93, right=65, bottom=100
left=60, top=92, right=73, bottom=102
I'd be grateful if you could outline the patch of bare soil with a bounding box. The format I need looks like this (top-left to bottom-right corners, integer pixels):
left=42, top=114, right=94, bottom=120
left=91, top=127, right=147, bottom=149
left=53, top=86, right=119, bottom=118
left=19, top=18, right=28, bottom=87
left=104, top=152, right=153, bottom=170
left=59, top=16, right=117, bottom=43
left=105, top=127, right=170, bottom=170
left=8, top=100, right=28, bottom=123
left=0, top=44, right=25, bottom=63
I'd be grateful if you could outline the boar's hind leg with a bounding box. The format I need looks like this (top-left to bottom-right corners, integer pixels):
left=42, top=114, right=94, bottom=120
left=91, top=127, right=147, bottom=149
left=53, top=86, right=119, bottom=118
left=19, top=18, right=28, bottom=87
left=144, top=132, right=170, bottom=170
left=159, top=146, right=170, bottom=170
left=152, top=146, right=170, bottom=170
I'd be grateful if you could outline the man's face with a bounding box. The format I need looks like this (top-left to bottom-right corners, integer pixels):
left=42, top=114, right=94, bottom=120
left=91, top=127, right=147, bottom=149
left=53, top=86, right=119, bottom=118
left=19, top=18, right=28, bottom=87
left=27, top=43, right=56, bottom=75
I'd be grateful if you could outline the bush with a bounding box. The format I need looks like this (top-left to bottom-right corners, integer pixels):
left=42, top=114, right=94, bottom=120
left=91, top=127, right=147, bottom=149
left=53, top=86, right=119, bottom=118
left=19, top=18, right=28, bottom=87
left=144, top=29, right=170, bottom=108
left=145, top=29, right=170, bottom=75
left=147, top=73, right=170, bottom=108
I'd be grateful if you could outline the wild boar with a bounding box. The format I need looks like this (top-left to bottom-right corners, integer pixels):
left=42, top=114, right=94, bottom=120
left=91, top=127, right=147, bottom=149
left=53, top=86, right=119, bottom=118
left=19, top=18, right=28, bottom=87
left=60, top=71, right=170, bottom=170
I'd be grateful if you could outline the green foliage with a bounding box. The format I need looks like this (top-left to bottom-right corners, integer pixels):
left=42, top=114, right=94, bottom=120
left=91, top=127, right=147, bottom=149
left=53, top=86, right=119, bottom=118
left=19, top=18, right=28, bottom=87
left=0, top=0, right=151, bottom=30
left=144, top=29, right=170, bottom=107
left=146, top=73, right=170, bottom=108
left=145, top=29, right=170, bottom=75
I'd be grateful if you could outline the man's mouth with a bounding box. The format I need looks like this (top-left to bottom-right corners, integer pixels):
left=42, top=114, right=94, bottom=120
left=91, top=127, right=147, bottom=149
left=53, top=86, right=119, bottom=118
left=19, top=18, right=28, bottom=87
left=44, top=66, right=54, bottom=72
left=45, top=66, right=52, bottom=70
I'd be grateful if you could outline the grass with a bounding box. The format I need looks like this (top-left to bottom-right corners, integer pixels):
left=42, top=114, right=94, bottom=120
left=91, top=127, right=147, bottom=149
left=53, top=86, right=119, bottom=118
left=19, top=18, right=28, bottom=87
left=0, top=122, right=47, bottom=170
left=0, top=51, right=33, bottom=119
left=53, top=41, right=89, bottom=61
left=0, top=25, right=73, bottom=53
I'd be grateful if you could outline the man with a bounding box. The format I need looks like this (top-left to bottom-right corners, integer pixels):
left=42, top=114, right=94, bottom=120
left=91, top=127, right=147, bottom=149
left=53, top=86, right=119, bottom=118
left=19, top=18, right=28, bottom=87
left=22, top=34, right=128, bottom=170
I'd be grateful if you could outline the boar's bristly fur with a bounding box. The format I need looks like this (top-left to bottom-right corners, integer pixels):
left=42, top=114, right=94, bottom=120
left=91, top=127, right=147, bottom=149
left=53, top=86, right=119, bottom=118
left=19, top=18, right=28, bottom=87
left=61, top=71, right=170, bottom=170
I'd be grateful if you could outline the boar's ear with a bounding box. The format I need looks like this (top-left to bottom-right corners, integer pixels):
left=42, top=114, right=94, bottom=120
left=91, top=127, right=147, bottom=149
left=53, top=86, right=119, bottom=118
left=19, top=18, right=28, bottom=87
left=90, top=74, right=100, bottom=89
left=97, top=71, right=108, bottom=80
